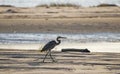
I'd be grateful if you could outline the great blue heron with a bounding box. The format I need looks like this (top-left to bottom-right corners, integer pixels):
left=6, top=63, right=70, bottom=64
left=41, top=36, right=66, bottom=62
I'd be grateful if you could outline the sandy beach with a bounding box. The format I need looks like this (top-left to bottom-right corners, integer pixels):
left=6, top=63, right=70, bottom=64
left=0, top=49, right=120, bottom=74
left=0, top=7, right=120, bottom=33
left=0, top=6, right=120, bottom=74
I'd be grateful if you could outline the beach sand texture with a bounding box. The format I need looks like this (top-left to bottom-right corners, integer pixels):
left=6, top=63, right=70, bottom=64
left=0, top=7, right=120, bottom=33
left=0, top=6, right=120, bottom=74
left=0, top=50, right=120, bottom=74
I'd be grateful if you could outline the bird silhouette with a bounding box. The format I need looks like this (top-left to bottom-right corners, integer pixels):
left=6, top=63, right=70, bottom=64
left=41, top=36, right=66, bottom=62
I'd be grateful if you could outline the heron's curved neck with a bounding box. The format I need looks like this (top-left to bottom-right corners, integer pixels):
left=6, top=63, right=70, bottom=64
left=56, top=38, right=61, bottom=45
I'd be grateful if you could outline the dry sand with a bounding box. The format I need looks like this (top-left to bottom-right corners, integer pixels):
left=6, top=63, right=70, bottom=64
left=0, top=7, right=120, bottom=33
left=0, top=49, right=120, bottom=74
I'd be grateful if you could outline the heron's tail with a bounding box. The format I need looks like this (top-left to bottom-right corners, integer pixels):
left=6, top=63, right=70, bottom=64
left=41, top=50, right=43, bottom=52
left=38, top=45, right=44, bottom=52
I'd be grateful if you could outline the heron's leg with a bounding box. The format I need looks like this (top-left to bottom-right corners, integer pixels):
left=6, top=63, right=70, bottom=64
left=49, top=51, right=57, bottom=62
left=43, top=51, right=50, bottom=62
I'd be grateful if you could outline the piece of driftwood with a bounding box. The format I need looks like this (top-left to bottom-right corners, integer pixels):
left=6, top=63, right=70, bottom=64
left=61, top=48, right=90, bottom=53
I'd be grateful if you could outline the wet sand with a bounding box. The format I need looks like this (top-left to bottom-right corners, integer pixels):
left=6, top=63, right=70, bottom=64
left=0, top=42, right=120, bottom=53
left=0, top=18, right=120, bottom=33
left=0, top=49, right=120, bottom=74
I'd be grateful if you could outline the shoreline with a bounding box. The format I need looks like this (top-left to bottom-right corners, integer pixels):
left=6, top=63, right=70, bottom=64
left=0, top=7, right=120, bottom=53
left=0, top=42, right=120, bottom=53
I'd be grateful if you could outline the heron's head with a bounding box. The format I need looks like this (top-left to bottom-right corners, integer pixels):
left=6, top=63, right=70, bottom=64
left=57, top=36, right=67, bottom=40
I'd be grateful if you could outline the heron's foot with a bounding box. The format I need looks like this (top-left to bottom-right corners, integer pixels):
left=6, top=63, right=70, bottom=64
left=52, top=60, right=57, bottom=63
left=42, top=60, right=45, bottom=63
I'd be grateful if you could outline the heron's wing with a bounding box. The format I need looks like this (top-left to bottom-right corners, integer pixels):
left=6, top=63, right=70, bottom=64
left=41, top=40, right=56, bottom=52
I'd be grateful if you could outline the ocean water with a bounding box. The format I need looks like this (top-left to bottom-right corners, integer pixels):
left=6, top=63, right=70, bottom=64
left=0, top=0, right=120, bottom=7
left=0, top=33, right=120, bottom=44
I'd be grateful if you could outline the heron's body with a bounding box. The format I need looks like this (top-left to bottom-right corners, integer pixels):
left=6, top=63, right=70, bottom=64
left=40, top=36, right=66, bottom=62
left=41, top=40, right=57, bottom=52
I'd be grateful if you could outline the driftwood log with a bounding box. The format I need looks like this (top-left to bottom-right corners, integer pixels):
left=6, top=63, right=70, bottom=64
left=61, top=48, right=90, bottom=53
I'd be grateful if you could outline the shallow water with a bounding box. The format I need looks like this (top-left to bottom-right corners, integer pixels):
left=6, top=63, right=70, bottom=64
left=0, top=0, right=120, bottom=7
left=0, top=33, right=120, bottom=44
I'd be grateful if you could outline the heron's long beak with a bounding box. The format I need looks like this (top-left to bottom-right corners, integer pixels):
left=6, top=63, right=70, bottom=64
left=60, top=37, right=67, bottom=39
